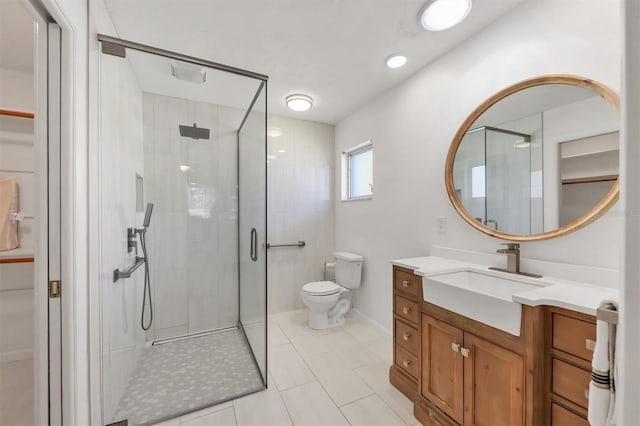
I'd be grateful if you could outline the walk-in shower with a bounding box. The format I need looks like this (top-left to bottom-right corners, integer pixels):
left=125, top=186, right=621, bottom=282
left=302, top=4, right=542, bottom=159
left=98, top=36, right=267, bottom=426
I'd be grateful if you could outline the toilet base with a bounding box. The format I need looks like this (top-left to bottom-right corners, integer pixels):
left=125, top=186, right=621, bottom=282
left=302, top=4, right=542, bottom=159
left=308, top=310, right=346, bottom=330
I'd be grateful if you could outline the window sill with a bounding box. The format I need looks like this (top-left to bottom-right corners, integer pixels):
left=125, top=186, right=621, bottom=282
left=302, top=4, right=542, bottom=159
left=341, top=196, right=373, bottom=202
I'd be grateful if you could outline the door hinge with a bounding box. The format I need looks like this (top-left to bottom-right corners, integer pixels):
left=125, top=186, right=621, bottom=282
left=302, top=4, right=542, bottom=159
left=49, top=280, right=61, bottom=298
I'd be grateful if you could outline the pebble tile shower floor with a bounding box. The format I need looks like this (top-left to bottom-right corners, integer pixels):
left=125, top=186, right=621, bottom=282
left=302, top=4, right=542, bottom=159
left=112, top=329, right=264, bottom=426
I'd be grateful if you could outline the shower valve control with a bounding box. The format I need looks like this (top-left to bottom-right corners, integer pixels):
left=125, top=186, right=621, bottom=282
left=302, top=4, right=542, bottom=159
left=127, top=227, right=138, bottom=253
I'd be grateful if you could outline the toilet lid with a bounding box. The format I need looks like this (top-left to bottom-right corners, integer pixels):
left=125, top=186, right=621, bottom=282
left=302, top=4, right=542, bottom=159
left=303, top=281, right=341, bottom=296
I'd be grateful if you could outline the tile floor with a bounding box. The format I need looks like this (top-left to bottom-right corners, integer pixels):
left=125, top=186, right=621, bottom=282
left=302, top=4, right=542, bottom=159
left=153, top=309, right=421, bottom=426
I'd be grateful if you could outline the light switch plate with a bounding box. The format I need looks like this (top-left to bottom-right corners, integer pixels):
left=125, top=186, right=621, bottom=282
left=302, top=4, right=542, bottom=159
left=437, top=216, right=447, bottom=233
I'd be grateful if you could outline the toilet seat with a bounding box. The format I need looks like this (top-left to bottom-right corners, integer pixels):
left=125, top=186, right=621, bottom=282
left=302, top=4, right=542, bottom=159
left=302, top=281, right=342, bottom=296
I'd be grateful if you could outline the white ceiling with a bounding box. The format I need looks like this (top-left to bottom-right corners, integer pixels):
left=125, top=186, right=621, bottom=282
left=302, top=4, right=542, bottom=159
left=0, top=0, right=35, bottom=72
left=104, top=0, right=525, bottom=124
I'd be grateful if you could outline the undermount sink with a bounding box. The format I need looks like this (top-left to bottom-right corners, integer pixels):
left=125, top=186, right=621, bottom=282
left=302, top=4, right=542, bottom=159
left=423, top=269, right=545, bottom=336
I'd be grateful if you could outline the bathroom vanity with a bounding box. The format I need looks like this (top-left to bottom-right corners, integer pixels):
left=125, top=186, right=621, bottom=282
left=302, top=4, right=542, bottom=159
left=389, top=257, right=614, bottom=426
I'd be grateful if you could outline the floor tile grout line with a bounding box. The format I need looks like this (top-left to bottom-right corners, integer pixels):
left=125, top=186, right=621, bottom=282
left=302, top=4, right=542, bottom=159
left=277, top=317, right=376, bottom=411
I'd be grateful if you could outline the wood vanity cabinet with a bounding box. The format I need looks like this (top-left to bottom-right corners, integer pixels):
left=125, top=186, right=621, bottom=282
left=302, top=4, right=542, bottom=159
left=417, top=308, right=532, bottom=426
left=546, top=307, right=596, bottom=425
left=389, top=266, right=423, bottom=400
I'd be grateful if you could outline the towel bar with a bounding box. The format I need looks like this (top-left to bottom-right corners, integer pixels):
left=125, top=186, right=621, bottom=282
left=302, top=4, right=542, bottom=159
left=596, top=306, right=618, bottom=324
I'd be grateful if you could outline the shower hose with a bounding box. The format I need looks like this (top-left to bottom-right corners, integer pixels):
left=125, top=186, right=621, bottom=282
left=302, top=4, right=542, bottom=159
left=139, top=229, right=153, bottom=331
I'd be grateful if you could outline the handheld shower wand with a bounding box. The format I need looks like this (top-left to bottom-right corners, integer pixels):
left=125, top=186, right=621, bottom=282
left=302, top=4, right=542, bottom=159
left=138, top=203, right=154, bottom=331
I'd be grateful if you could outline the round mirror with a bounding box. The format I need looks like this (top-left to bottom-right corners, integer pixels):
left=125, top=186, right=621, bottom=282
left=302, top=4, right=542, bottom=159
left=445, top=75, right=619, bottom=241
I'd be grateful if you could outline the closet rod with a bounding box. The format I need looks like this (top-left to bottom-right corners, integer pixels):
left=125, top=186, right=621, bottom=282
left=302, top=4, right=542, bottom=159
left=0, top=109, right=34, bottom=119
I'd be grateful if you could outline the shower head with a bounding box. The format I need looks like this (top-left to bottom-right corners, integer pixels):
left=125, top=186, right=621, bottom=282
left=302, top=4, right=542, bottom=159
left=179, top=123, right=210, bottom=140
left=143, top=203, right=154, bottom=228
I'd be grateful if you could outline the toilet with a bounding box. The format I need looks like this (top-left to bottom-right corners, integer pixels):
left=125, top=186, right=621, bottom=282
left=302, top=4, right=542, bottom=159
left=301, top=252, right=363, bottom=330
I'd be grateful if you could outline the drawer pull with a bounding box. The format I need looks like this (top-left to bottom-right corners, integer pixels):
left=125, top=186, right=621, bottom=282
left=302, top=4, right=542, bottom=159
left=585, top=388, right=589, bottom=400
left=402, top=280, right=410, bottom=288
left=461, top=347, right=470, bottom=358
left=402, top=306, right=411, bottom=315
left=402, top=359, right=411, bottom=368
left=402, top=332, right=411, bottom=341
left=451, top=343, right=460, bottom=353
left=586, top=339, right=596, bottom=351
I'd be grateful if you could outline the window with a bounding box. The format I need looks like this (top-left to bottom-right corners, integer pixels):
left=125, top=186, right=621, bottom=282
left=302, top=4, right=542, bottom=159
left=342, top=140, right=373, bottom=201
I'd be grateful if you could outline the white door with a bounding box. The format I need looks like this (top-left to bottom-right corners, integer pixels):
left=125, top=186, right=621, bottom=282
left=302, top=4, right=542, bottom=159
left=46, top=22, right=63, bottom=426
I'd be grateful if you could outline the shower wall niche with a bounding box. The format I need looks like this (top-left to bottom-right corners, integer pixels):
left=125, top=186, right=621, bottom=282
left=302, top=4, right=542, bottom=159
left=142, top=94, right=244, bottom=340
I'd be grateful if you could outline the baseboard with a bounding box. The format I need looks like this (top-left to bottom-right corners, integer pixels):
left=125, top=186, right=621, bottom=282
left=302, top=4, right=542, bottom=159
left=349, top=308, right=392, bottom=340
left=0, top=348, right=33, bottom=363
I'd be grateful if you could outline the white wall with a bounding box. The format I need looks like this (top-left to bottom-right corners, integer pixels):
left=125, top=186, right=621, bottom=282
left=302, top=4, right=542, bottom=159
left=335, top=0, right=621, bottom=331
left=0, top=68, right=33, bottom=112
left=98, top=49, right=145, bottom=422
left=267, top=115, right=335, bottom=313
left=142, top=93, right=244, bottom=341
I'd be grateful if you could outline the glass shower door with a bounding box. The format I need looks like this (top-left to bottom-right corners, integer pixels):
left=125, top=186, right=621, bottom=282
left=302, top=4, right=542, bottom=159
left=238, top=83, right=267, bottom=383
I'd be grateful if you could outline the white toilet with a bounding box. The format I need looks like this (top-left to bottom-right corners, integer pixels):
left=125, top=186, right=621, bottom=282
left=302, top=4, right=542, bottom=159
left=301, top=252, right=363, bottom=330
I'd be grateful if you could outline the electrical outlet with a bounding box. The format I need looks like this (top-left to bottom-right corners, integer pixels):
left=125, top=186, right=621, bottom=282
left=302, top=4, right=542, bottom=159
left=437, top=216, right=447, bottom=234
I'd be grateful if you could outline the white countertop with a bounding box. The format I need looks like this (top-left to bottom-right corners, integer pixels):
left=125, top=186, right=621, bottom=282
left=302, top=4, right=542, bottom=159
left=392, top=256, right=618, bottom=316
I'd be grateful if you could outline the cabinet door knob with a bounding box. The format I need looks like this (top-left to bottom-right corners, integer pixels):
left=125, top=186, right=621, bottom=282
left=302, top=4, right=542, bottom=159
left=403, top=332, right=411, bottom=341
left=451, top=343, right=460, bottom=353
left=402, top=280, right=410, bottom=288
left=402, top=306, right=411, bottom=314
left=461, top=347, right=470, bottom=358
left=585, top=339, right=596, bottom=351
left=402, top=359, right=411, bottom=368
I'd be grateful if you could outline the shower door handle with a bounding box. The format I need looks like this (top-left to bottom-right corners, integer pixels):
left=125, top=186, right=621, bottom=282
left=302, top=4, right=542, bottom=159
left=250, top=228, right=258, bottom=261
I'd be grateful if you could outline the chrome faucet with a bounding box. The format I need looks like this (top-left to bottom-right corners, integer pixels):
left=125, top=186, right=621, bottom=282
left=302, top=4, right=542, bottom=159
left=490, top=243, right=542, bottom=278
left=496, top=243, right=520, bottom=273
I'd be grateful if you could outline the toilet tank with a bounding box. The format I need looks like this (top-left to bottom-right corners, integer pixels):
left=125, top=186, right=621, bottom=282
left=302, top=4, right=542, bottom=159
left=334, top=252, right=363, bottom=289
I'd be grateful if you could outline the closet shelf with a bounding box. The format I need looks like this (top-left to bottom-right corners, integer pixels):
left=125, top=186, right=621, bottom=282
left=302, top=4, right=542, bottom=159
left=0, top=109, right=34, bottom=119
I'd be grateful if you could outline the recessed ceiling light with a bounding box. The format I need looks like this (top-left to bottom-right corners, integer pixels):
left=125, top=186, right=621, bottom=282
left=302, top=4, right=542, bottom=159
left=278, top=149, right=286, bottom=153
left=179, top=165, right=191, bottom=172
left=419, top=0, right=472, bottom=31
left=385, top=54, right=407, bottom=69
left=286, top=94, right=313, bottom=112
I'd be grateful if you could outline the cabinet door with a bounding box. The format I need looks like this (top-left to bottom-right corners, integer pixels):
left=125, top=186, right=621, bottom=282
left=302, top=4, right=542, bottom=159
left=463, top=333, right=525, bottom=426
left=422, top=314, right=464, bottom=425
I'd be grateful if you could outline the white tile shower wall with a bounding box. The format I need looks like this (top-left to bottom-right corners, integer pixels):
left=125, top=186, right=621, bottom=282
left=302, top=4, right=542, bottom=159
left=335, top=0, right=621, bottom=332
left=142, top=93, right=244, bottom=340
left=99, top=52, right=145, bottom=421
left=267, top=115, right=335, bottom=313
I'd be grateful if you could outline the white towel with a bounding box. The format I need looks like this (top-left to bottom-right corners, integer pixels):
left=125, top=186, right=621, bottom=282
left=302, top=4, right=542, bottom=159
left=0, top=177, right=19, bottom=251
left=588, top=301, right=618, bottom=426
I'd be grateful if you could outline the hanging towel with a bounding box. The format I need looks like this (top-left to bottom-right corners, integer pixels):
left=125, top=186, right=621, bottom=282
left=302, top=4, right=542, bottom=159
left=588, top=300, right=618, bottom=426
left=0, top=177, right=19, bottom=251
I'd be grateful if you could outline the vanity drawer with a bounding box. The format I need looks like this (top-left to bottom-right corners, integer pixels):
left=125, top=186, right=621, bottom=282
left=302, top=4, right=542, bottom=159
left=394, top=269, right=421, bottom=297
left=552, top=313, right=596, bottom=362
left=551, top=403, right=588, bottom=426
left=552, top=359, right=591, bottom=409
left=395, top=319, right=419, bottom=355
left=394, top=295, right=418, bottom=324
left=395, top=345, right=418, bottom=379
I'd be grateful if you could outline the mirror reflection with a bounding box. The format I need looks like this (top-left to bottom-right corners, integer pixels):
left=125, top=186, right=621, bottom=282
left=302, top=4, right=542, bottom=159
left=452, top=83, right=619, bottom=235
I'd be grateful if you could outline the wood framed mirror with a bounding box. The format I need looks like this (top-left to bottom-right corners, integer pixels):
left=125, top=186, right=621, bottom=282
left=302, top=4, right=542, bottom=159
left=445, top=75, right=619, bottom=241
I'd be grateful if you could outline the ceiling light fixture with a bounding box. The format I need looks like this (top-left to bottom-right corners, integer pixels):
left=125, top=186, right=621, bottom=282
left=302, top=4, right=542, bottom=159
left=171, top=63, right=207, bottom=83
left=419, top=0, right=472, bottom=32
left=286, top=94, right=313, bottom=112
left=385, top=54, right=407, bottom=69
